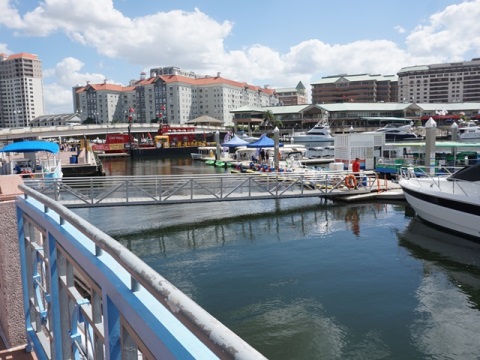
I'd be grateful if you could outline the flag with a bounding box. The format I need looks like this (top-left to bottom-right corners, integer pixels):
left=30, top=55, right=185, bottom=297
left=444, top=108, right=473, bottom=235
left=161, top=105, right=166, bottom=111
left=129, top=107, right=135, bottom=113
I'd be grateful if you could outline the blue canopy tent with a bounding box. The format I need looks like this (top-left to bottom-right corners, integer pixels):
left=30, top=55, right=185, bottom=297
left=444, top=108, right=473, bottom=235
left=221, top=134, right=249, bottom=148
left=246, top=134, right=283, bottom=148
left=0, top=140, right=59, bottom=154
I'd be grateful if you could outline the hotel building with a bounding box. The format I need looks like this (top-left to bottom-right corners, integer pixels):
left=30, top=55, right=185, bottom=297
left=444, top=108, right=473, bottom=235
left=0, top=53, right=44, bottom=128
left=74, top=67, right=278, bottom=126
left=274, top=81, right=308, bottom=105
left=397, top=58, right=480, bottom=103
left=311, top=74, right=398, bottom=104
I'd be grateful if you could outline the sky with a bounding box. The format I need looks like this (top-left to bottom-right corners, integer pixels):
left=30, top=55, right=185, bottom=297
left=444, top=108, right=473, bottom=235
left=1, top=0, right=480, bottom=115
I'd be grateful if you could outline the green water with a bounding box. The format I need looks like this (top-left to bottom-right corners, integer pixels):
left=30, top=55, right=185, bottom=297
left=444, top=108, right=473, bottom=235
left=77, top=157, right=480, bottom=359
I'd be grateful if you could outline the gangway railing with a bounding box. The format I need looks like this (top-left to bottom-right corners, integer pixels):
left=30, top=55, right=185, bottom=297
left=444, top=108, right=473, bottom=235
left=23, top=171, right=381, bottom=208
left=16, top=184, right=267, bottom=359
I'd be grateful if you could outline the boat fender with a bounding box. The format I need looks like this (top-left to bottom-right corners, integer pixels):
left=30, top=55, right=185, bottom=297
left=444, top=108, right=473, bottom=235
left=345, top=174, right=357, bottom=189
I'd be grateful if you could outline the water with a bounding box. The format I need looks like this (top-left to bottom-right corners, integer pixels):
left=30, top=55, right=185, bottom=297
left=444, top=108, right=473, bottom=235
left=75, top=157, right=480, bottom=359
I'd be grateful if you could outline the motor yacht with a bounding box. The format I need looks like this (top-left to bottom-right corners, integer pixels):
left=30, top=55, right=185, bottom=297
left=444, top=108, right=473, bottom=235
left=399, top=164, right=480, bottom=241
left=291, top=121, right=333, bottom=143
left=458, top=121, right=480, bottom=140
left=368, top=123, right=420, bottom=141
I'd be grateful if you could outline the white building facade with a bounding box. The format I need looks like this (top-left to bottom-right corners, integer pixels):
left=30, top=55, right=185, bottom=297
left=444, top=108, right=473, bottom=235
left=74, top=68, right=278, bottom=126
left=0, top=52, right=45, bottom=128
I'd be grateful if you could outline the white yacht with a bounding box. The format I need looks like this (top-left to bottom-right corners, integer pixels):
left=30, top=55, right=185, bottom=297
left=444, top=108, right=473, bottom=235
left=399, top=164, right=480, bottom=241
left=458, top=121, right=480, bottom=140
left=368, top=123, right=420, bottom=141
left=291, top=121, right=333, bottom=143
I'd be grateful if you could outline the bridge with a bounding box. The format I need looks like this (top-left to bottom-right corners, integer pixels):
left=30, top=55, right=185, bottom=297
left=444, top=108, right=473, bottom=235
left=0, top=123, right=226, bottom=141
left=23, top=171, right=385, bottom=208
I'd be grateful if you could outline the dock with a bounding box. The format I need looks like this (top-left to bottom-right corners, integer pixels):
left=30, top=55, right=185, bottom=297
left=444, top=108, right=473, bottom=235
left=57, top=148, right=105, bottom=176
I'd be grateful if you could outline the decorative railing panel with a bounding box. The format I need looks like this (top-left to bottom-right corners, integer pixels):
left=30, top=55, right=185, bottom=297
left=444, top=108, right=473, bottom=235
left=16, top=185, right=266, bottom=359
left=23, top=172, right=380, bottom=208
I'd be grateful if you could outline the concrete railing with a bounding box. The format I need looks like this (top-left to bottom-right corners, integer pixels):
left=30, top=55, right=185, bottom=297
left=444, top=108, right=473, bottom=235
left=16, top=185, right=266, bottom=359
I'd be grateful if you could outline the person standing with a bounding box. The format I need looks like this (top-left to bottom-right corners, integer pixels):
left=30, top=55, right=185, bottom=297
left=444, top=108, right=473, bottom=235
left=352, top=158, right=360, bottom=189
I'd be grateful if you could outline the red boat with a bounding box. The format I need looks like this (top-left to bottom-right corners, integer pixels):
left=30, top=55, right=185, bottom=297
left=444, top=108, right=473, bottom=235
left=92, top=124, right=215, bottom=157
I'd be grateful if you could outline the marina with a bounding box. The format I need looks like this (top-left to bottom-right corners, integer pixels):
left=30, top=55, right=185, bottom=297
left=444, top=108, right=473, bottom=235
left=72, top=156, right=480, bottom=360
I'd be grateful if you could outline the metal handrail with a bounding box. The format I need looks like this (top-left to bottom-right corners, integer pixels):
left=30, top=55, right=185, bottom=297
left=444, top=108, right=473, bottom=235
left=23, top=171, right=381, bottom=208
left=17, top=184, right=267, bottom=359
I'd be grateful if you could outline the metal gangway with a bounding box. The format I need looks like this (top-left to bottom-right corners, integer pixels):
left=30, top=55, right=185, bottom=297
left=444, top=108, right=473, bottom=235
left=16, top=184, right=266, bottom=359
left=23, top=171, right=384, bottom=208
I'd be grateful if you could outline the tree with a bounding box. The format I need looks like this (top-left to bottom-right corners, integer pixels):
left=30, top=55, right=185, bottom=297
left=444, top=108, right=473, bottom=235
left=82, top=117, right=96, bottom=125
left=262, top=110, right=275, bottom=127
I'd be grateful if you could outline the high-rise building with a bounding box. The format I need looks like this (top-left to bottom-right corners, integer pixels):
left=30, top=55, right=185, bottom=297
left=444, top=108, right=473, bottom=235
left=397, top=58, right=480, bottom=103
left=311, top=74, right=398, bottom=104
left=74, top=68, right=278, bottom=125
left=0, top=52, right=44, bottom=128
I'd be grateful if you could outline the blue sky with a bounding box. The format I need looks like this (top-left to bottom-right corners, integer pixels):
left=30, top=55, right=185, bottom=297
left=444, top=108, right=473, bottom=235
left=1, top=0, right=479, bottom=114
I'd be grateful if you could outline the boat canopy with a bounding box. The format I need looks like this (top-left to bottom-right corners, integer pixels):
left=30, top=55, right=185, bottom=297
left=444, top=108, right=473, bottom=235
left=0, top=140, right=59, bottom=154
left=221, top=134, right=249, bottom=147
left=449, top=163, right=480, bottom=182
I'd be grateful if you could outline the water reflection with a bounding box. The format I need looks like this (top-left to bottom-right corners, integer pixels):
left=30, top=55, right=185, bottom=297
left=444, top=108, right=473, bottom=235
left=397, top=219, right=480, bottom=358
left=115, top=202, right=388, bottom=255
left=101, top=157, right=228, bottom=176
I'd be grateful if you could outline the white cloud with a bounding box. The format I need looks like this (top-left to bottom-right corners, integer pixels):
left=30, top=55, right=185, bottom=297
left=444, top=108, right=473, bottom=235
left=0, top=0, right=23, bottom=29
left=394, top=26, right=406, bottom=34
left=43, top=57, right=109, bottom=113
left=406, top=1, right=480, bottom=60
left=0, top=43, right=11, bottom=54
left=3, top=0, right=480, bottom=113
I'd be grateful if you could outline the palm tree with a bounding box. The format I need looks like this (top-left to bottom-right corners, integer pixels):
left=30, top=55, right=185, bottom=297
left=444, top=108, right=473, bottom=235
left=262, top=110, right=275, bottom=128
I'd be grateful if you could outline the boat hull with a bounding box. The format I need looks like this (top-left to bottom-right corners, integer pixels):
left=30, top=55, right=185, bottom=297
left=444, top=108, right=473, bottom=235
left=400, top=179, right=480, bottom=240
left=291, top=135, right=333, bottom=143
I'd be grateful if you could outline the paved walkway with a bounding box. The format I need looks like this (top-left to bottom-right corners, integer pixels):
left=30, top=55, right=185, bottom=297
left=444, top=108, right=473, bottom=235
left=0, top=345, right=37, bottom=360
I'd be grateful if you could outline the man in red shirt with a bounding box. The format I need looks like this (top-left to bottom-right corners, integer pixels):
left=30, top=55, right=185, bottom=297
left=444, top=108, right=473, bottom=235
left=352, top=158, right=360, bottom=189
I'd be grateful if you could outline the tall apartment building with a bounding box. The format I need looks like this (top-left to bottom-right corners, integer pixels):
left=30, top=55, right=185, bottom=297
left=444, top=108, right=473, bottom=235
left=397, top=58, right=480, bottom=103
left=0, top=52, right=44, bottom=128
left=275, top=81, right=308, bottom=105
left=311, top=74, right=398, bottom=104
left=74, top=68, right=278, bottom=125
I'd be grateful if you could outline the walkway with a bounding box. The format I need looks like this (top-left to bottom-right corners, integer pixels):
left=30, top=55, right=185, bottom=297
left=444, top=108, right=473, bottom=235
left=0, top=345, right=37, bottom=360
left=23, top=171, right=395, bottom=208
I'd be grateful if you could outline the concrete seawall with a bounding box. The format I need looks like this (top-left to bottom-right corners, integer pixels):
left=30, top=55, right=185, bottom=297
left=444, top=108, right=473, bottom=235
left=0, top=176, right=27, bottom=349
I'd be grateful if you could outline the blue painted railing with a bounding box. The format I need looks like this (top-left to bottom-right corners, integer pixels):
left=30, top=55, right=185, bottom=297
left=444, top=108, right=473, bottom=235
left=16, top=184, right=266, bottom=359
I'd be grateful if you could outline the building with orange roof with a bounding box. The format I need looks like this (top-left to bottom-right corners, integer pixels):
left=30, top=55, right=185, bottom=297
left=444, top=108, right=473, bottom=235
left=0, top=53, right=44, bottom=128
left=73, top=67, right=278, bottom=126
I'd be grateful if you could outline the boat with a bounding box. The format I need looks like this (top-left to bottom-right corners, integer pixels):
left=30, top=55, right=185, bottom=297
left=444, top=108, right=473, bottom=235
left=91, top=124, right=218, bottom=158
left=191, top=146, right=216, bottom=161
left=191, top=146, right=233, bottom=163
left=399, top=164, right=480, bottom=241
left=305, top=146, right=335, bottom=159
left=0, top=140, right=62, bottom=179
left=291, top=121, right=333, bottom=143
left=366, top=123, right=420, bottom=141
left=458, top=121, right=480, bottom=140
